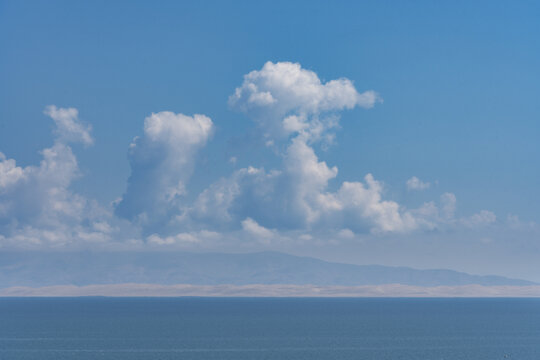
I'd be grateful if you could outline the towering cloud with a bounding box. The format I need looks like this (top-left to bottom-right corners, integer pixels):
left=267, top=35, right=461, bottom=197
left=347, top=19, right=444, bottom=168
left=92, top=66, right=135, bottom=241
left=115, top=111, right=213, bottom=228
left=189, top=61, right=418, bottom=235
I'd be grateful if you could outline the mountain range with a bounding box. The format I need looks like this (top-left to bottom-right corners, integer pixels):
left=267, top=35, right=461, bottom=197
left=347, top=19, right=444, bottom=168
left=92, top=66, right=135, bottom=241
left=0, top=251, right=534, bottom=288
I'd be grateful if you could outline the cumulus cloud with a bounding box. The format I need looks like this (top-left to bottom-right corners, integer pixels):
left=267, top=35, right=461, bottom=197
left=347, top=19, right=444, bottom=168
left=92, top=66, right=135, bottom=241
left=189, top=166, right=284, bottom=229
left=283, top=137, right=339, bottom=224
left=190, top=62, right=417, bottom=235
left=0, top=152, right=25, bottom=189
left=230, top=61, right=379, bottom=114
left=1, top=63, right=506, bottom=250
left=241, top=217, right=275, bottom=241
left=440, top=192, right=457, bottom=220
left=147, top=230, right=220, bottom=246
left=337, top=175, right=417, bottom=233
left=337, top=228, right=355, bottom=239
left=194, top=62, right=500, bottom=237
left=188, top=139, right=342, bottom=232
left=115, top=111, right=213, bottom=227
left=461, top=210, right=497, bottom=228
left=229, top=61, right=380, bottom=141
left=0, top=106, right=111, bottom=248
left=406, top=176, right=430, bottom=191
left=506, top=214, right=537, bottom=231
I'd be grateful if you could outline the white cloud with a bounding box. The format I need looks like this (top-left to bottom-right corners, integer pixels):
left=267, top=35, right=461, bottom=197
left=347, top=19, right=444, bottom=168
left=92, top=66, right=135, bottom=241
left=440, top=192, right=457, bottom=220
left=189, top=166, right=283, bottom=229
left=505, top=214, right=537, bottom=231
left=44, top=105, right=93, bottom=146
left=0, top=152, right=25, bottom=189
left=337, top=175, right=417, bottom=233
left=229, top=61, right=380, bottom=141
left=337, top=228, right=355, bottom=239
left=298, top=233, right=313, bottom=241
left=185, top=62, right=502, bottom=239
left=187, top=138, right=343, bottom=231
left=284, top=137, right=339, bottom=224
left=115, top=111, right=213, bottom=226
left=0, top=106, right=113, bottom=248
left=462, top=210, right=497, bottom=228
left=92, top=221, right=114, bottom=234
left=409, top=201, right=439, bottom=230
left=241, top=217, right=275, bottom=241
left=406, top=176, right=431, bottom=191
left=0, top=64, right=508, bottom=250
left=229, top=61, right=378, bottom=114
left=189, top=63, right=427, bottom=235
left=147, top=230, right=220, bottom=246
left=190, top=137, right=418, bottom=235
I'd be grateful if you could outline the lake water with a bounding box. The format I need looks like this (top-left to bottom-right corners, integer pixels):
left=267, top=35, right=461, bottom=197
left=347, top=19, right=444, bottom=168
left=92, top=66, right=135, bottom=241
left=1, top=297, right=539, bottom=359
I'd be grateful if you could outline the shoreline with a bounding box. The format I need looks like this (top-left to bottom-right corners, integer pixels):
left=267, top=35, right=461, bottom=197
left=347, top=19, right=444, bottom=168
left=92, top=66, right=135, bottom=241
left=2, top=283, right=540, bottom=298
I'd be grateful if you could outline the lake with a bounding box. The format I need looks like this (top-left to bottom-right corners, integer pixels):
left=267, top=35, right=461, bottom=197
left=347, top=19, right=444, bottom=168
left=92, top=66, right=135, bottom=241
left=1, top=297, right=539, bottom=359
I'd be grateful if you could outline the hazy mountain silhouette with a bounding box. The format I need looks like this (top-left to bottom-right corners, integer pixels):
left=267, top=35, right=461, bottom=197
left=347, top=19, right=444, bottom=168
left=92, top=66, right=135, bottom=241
left=0, top=251, right=534, bottom=288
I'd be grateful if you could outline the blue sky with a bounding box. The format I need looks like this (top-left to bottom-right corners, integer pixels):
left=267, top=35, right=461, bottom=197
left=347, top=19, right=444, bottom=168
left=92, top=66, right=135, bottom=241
left=1, top=1, right=539, bottom=280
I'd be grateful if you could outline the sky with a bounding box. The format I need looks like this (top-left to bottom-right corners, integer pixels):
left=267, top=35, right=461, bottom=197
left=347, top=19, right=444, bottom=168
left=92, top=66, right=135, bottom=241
left=1, top=0, right=539, bottom=281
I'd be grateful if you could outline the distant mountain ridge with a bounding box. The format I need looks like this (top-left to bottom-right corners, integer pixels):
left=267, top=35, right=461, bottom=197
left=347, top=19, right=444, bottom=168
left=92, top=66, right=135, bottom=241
left=0, top=251, right=534, bottom=288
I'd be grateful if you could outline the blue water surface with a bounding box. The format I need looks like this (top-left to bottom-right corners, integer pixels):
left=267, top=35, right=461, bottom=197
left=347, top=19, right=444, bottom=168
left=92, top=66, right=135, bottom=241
left=0, top=297, right=539, bottom=359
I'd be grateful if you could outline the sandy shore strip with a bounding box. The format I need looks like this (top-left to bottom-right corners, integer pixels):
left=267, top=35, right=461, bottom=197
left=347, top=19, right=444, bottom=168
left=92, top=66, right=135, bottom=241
left=2, top=284, right=540, bottom=297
